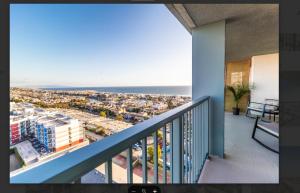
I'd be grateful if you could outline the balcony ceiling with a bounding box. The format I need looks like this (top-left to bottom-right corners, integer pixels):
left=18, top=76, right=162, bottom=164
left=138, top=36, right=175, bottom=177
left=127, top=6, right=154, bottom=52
left=166, top=4, right=279, bottom=61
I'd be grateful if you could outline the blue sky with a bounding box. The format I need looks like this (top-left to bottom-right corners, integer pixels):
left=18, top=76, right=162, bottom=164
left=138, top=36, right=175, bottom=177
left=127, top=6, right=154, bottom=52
left=10, top=4, right=192, bottom=87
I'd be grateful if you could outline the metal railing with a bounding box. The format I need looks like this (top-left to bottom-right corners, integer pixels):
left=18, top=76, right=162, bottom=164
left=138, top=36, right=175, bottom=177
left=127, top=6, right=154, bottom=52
left=10, top=96, right=210, bottom=184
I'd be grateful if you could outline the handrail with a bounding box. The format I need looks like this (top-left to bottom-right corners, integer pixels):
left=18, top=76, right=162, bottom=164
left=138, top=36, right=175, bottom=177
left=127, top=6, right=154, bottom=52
left=10, top=96, right=210, bottom=183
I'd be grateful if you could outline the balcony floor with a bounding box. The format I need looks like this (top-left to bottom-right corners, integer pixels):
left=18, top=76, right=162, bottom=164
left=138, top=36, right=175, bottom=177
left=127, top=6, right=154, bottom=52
left=198, top=112, right=279, bottom=183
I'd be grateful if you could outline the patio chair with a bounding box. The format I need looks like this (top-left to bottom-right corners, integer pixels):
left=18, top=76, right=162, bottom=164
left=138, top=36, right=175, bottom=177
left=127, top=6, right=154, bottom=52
left=263, top=99, right=279, bottom=121
left=245, top=101, right=265, bottom=118
left=246, top=99, right=279, bottom=121
left=262, top=104, right=279, bottom=121
left=265, top=98, right=279, bottom=106
left=252, top=116, right=279, bottom=153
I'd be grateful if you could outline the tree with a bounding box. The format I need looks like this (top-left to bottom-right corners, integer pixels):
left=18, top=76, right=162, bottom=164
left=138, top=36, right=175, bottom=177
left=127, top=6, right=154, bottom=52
left=99, top=111, right=106, bottom=118
left=83, top=121, right=88, bottom=130
left=88, top=127, right=97, bottom=132
left=116, top=114, right=124, bottom=121
left=147, top=145, right=162, bottom=163
left=167, top=99, right=174, bottom=109
left=157, top=131, right=163, bottom=140
left=95, top=127, right=106, bottom=136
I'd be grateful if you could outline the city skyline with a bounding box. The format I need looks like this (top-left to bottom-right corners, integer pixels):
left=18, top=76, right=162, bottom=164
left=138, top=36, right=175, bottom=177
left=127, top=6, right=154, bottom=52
left=10, top=4, right=192, bottom=87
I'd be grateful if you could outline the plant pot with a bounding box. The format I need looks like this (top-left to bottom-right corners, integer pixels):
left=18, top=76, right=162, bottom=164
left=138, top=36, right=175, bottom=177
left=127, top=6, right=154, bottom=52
left=232, top=107, right=240, bottom=115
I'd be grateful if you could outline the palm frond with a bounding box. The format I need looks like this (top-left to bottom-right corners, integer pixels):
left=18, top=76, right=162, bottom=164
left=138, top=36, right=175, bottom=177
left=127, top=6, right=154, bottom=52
left=226, top=83, right=251, bottom=108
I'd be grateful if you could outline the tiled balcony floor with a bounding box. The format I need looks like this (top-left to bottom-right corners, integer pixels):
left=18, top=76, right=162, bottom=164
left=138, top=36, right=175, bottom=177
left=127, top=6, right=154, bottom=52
left=198, top=112, right=279, bottom=183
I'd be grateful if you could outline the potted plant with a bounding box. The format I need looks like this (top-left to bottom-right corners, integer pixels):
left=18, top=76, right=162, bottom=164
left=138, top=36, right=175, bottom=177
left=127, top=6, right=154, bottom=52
left=227, top=83, right=251, bottom=115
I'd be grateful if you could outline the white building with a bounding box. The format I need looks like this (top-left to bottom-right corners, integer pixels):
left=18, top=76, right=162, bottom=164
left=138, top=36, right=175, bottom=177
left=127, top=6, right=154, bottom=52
left=10, top=103, right=84, bottom=153
left=35, top=114, right=84, bottom=152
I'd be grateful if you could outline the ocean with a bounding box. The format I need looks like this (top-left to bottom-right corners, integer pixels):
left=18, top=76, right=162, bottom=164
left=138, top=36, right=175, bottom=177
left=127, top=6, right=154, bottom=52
left=42, top=86, right=192, bottom=96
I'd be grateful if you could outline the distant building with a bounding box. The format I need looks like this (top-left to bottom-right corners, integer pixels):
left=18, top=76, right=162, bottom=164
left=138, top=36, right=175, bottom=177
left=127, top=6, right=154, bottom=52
left=10, top=120, right=23, bottom=145
left=10, top=115, right=37, bottom=145
left=10, top=103, right=84, bottom=153
left=14, top=140, right=40, bottom=165
left=35, top=114, right=84, bottom=152
left=152, top=103, right=168, bottom=110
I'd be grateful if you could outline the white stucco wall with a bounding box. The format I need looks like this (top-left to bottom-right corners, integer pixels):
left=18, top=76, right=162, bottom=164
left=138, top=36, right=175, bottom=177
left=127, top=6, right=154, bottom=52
left=250, top=53, right=279, bottom=103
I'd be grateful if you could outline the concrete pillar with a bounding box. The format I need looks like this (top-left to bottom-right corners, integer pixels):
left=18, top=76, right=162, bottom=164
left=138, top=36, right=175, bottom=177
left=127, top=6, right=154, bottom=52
left=192, top=20, right=225, bottom=158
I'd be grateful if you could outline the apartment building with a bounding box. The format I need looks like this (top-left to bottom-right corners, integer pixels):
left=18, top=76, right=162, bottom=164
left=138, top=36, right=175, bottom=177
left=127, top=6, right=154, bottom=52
left=10, top=119, right=23, bottom=145
left=35, top=114, right=84, bottom=152
left=10, top=102, right=36, bottom=145
left=10, top=115, right=37, bottom=146
left=10, top=103, right=84, bottom=152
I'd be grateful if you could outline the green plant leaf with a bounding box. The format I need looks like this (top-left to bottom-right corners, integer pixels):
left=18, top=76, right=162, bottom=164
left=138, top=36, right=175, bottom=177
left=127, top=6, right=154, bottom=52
left=226, top=83, right=251, bottom=108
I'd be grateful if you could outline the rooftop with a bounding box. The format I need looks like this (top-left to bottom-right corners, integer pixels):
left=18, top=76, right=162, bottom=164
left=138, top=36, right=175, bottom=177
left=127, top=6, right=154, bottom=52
left=44, top=119, right=68, bottom=128
left=14, top=140, right=40, bottom=165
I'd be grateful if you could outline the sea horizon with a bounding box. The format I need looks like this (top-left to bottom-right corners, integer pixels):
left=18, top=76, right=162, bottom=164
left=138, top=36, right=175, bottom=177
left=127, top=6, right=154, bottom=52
left=35, top=85, right=192, bottom=96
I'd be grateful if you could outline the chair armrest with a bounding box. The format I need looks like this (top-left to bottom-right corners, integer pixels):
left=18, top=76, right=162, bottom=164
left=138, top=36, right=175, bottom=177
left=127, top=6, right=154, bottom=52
left=264, top=104, right=279, bottom=111
left=247, top=102, right=265, bottom=110
left=265, top=104, right=279, bottom=108
left=249, top=102, right=265, bottom=105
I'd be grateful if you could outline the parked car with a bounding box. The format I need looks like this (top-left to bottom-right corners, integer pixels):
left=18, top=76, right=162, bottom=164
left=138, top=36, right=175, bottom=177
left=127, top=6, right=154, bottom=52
left=32, top=141, right=39, bottom=145
left=161, top=145, right=171, bottom=153
left=133, top=143, right=142, bottom=151
left=40, top=144, right=46, bottom=148
left=33, top=144, right=39, bottom=148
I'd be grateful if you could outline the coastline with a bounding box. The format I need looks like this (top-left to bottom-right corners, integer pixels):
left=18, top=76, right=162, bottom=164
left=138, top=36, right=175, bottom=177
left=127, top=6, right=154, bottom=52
left=38, top=86, right=192, bottom=97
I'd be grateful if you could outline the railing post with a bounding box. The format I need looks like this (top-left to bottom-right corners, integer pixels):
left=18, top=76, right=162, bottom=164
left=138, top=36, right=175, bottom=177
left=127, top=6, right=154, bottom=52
left=208, top=97, right=212, bottom=156
left=153, top=131, right=158, bottom=183
left=171, top=117, right=183, bottom=183
left=192, top=108, right=196, bottom=182
left=127, top=147, right=133, bottom=183
left=188, top=111, right=192, bottom=183
left=142, top=138, right=148, bottom=183
left=105, top=159, right=112, bottom=183
left=205, top=100, right=210, bottom=157
left=162, top=126, right=167, bottom=183
left=170, top=122, right=173, bottom=182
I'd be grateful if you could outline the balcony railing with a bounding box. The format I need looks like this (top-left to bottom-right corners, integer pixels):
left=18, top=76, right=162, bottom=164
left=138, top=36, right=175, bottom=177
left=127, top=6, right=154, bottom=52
left=10, top=96, right=210, bottom=184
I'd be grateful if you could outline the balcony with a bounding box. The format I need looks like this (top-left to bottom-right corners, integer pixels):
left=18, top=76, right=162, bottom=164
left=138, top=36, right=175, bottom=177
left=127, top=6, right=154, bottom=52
left=199, top=113, right=278, bottom=183
left=9, top=4, right=279, bottom=184
left=10, top=96, right=210, bottom=183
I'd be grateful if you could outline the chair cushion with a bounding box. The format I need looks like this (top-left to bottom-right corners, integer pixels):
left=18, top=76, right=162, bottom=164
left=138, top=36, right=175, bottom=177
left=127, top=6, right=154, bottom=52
left=257, top=120, right=279, bottom=137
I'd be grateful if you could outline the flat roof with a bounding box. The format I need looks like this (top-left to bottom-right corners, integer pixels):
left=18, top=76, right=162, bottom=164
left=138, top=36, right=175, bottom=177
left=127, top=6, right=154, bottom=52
left=37, top=116, right=56, bottom=123
left=44, top=119, right=68, bottom=128
left=14, top=140, right=40, bottom=165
